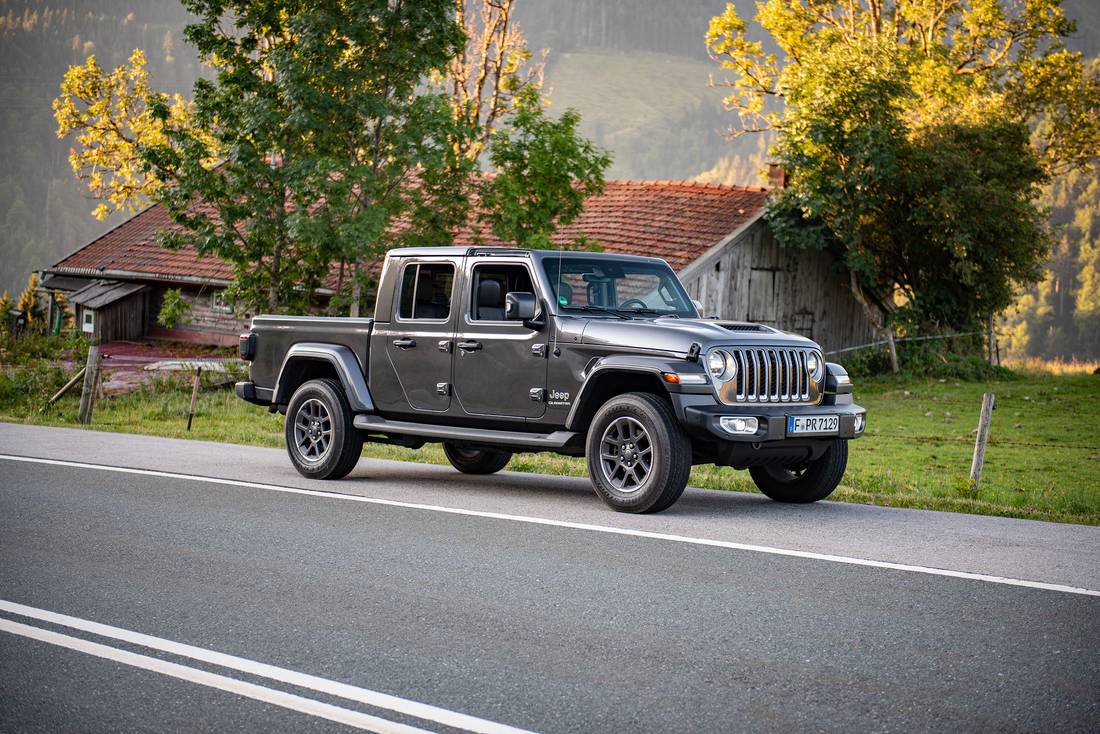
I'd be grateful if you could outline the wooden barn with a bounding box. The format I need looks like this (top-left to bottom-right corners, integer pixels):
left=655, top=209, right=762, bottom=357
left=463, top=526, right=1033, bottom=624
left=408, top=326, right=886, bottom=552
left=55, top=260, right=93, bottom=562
left=68, top=280, right=149, bottom=344
left=42, top=178, right=877, bottom=352
left=676, top=214, right=876, bottom=350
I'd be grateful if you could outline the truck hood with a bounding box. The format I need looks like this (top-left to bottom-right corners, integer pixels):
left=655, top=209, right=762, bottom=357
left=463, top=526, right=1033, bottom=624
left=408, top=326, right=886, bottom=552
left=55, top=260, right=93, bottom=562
left=580, top=318, right=819, bottom=355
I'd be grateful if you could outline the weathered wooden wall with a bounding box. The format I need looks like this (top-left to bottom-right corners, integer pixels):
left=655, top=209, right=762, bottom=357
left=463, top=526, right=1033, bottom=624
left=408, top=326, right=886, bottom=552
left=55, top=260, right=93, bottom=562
left=146, top=286, right=250, bottom=347
left=76, top=291, right=147, bottom=343
left=679, top=218, right=876, bottom=353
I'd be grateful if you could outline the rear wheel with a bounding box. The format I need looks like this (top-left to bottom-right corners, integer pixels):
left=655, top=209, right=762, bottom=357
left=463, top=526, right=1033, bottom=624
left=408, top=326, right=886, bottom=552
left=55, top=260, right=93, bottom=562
left=285, top=378, right=362, bottom=480
left=586, top=392, right=691, bottom=513
left=749, top=439, right=848, bottom=503
left=442, top=443, right=512, bottom=475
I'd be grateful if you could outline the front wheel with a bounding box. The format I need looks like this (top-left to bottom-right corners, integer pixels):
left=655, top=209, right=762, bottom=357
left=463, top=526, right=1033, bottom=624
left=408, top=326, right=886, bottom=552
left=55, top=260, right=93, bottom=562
left=442, top=443, right=512, bottom=475
left=586, top=392, right=691, bottom=513
left=285, top=378, right=363, bottom=480
left=749, top=439, right=848, bottom=503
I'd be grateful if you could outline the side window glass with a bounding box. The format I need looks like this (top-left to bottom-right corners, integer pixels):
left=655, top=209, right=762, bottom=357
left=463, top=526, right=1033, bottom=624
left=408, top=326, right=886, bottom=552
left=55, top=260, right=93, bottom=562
left=398, top=264, right=416, bottom=319
left=398, top=263, right=455, bottom=320
left=472, top=264, right=534, bottom=320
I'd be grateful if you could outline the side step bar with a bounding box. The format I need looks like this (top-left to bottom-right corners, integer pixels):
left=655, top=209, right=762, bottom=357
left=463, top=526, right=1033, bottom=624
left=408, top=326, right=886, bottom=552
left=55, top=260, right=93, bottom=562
left=352, top=414, right=581, bottom=450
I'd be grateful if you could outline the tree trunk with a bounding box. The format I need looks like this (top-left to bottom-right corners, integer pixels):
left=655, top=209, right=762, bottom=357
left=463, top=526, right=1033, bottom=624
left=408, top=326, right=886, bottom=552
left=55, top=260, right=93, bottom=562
left=350, top=261, right=361, bottom=318
left=849, top=270, right=898, bottom=373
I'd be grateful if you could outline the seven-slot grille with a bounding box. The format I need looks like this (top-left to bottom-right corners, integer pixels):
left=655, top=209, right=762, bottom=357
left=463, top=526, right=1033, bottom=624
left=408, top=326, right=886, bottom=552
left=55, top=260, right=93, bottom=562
left=726, top=347, right=817, bottom=403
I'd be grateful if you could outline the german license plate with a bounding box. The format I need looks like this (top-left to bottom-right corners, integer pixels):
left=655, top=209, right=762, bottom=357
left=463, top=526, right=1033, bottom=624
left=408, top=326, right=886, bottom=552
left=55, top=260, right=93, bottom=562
left=787, top=414, right=839, bottom=435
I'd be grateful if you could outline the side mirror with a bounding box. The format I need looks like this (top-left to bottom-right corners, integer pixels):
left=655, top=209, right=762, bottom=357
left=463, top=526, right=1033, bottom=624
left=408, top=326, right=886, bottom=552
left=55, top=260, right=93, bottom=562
left=691, top=299, right=705, bottom=316
left=505, top=292, right=537, bottom=321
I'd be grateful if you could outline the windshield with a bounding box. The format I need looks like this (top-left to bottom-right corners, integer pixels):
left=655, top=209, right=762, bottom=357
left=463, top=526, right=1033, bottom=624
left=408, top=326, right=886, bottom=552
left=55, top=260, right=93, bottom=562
left=542, top=256, right=697, bottom=318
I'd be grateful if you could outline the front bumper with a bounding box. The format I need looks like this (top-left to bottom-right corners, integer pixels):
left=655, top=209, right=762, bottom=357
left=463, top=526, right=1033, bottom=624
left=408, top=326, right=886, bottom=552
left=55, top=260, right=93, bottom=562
left=673, top=393, right=866, bottom=442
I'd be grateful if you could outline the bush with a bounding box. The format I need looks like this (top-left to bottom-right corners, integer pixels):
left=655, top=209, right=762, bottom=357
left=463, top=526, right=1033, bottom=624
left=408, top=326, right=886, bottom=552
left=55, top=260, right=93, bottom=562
left=837, top=336, right=1014, bottom=381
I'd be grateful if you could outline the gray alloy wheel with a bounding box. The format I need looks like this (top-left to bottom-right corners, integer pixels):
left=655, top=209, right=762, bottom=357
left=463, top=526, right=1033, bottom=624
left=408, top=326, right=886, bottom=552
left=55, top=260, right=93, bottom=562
left=292, top=398, right=333, bottom=464
left=585, top=392, right=691, bottom=514
left=598, top=416, right=653, bottom=493
left=284, top=378, right=363, bottom=480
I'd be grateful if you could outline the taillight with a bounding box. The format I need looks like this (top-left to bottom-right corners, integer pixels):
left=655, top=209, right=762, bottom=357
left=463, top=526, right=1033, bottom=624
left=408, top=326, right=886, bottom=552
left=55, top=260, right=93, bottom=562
left=239, top=333, right=256, bottom=361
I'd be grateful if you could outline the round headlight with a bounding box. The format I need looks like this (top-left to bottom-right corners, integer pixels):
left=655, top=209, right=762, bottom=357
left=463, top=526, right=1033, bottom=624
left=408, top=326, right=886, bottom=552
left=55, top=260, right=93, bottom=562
left=707, top=350, right=737, bottom=381
left=806, top=351, right=823, bottom=379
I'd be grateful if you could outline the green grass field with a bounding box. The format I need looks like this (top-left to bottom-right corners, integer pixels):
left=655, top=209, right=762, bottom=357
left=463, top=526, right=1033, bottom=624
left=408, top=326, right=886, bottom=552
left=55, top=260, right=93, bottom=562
left=3, top=355, right=1097, bottom=525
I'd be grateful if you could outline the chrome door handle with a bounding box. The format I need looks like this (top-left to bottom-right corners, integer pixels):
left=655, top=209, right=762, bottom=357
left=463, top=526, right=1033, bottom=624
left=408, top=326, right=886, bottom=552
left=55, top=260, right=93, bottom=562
left=456, top=340, right=482, bottom=352
left=392, top=338, right=416, bottom=349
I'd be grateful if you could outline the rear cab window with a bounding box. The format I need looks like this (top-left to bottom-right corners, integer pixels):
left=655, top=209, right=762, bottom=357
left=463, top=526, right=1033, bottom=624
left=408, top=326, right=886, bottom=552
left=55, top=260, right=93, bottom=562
left=397, top=262, right=455, bottom=321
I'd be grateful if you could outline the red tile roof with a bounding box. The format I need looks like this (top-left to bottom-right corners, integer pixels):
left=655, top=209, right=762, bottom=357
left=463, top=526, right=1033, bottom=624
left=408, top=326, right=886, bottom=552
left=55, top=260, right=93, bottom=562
left=49, top=180, right=769, bottom=284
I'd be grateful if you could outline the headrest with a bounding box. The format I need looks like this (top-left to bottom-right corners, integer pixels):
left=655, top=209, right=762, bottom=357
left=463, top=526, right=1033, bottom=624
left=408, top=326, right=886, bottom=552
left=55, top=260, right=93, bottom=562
left=478, top=279, right=503, bottom=307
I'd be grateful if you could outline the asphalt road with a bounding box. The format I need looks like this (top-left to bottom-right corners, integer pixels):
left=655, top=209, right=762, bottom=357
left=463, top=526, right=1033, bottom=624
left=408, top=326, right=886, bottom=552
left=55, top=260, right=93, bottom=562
left=1, top=424, right=1098, bottom=732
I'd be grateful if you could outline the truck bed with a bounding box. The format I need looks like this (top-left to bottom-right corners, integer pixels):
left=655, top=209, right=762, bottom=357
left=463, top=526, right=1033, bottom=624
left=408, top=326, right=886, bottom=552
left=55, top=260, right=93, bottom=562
left=245, top=315, right=374, bottom=397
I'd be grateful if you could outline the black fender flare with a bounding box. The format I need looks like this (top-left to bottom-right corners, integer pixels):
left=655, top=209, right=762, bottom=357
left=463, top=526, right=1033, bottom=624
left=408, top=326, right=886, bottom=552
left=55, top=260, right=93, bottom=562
left=564, top=354, right=707, bottom=431
left=273, top=343, right=374, bottom=413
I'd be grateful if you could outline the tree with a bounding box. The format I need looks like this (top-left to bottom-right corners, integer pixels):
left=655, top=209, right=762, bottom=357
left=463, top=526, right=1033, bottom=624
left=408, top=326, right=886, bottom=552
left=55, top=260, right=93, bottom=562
left=53, top=49, right=210, bottom=220
left=0, top=292, right=11, bottom=334
left=1002, top=162, right=1100, bottom=360
left=707, top=0, right=1100, bottom=331
left=17, top=273, right=40, bottom=329
left=444, top=0, right=545, bottom=162
left=142, top=0, right=466, bottom=315
left=477, top=88, right=611, bottom=249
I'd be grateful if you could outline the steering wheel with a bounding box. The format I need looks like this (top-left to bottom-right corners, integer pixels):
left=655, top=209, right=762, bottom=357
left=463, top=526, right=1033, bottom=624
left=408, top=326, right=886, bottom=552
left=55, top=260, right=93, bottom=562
left=619, top=298, right=648, bottom=310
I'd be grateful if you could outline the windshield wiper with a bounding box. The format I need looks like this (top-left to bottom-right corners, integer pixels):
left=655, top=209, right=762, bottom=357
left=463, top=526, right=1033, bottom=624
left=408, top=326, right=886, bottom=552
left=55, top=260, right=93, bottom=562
left=616, top=307, right=677, bottom=317
left=568, top=305, right=631, bottom=320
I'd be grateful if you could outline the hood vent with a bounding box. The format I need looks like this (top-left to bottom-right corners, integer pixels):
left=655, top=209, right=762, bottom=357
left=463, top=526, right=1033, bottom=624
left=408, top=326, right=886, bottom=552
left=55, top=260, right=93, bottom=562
left=720, top=323, right=771, bottom=333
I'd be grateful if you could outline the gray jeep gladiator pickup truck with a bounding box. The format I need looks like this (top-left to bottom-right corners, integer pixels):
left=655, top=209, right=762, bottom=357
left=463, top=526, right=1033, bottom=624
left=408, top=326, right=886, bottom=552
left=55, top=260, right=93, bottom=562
left=236, top=247, right=865, bottom=513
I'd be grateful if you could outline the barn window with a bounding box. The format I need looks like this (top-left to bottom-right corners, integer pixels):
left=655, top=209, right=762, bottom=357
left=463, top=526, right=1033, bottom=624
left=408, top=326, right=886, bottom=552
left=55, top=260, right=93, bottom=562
left=210, top=291, right=233, bottom=314
left=82, top=310, right=95, bottom=334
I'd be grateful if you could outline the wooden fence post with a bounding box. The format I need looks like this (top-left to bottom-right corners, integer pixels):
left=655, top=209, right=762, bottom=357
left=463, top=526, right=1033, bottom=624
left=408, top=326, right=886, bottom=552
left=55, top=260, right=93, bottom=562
left=186, top=366, right=203, bottom=431
left=885, top=330, right=900, bottom=374
left=987, top=314, right=995, bottom=367
left=77, top=346, right=101, bottom=425
left=44, top=366, right=87, bottom=410
left=969, top=392, right=996, bottom=491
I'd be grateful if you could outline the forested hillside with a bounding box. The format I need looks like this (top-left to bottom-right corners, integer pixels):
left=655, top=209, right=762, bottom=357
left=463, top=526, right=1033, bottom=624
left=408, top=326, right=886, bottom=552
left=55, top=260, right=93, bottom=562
left=1, top=0, right=1097, bottom=358
left=0, top=0, right=205, bottom=300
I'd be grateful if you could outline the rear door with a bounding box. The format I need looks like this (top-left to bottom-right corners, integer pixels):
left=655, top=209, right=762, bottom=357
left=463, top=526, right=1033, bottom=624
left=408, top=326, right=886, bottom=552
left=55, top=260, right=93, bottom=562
left=453, top=258, right=548, bottom=420
left=371, top=258, right=459, bottom=414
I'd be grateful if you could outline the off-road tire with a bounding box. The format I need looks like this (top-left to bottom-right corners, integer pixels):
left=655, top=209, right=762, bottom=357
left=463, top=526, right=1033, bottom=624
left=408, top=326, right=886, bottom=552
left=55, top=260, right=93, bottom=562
left=285, top=378, right=363, bottom=480
left=586, top=392, right=691, bottom=513
left=749, top=439, right=848, bottom=503
left=442, top=443, right=513, bottom=475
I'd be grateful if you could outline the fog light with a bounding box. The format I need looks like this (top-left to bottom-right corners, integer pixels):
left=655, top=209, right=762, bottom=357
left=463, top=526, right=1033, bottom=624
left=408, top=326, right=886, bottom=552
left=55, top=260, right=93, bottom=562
left=719, top=416, right=758, bottom=435
left=854, top=413, right=866, bottom=432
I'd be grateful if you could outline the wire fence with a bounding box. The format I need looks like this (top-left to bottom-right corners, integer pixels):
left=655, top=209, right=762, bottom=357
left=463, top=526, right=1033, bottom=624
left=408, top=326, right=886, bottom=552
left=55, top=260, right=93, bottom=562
left=824, top=330, right=989, bottom=357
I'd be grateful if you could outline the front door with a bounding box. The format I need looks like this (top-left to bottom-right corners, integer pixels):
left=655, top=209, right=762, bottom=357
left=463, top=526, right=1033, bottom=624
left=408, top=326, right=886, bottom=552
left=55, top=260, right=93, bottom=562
left=376, top=260, right=458, bottom=414
left=453, top=261, right=548, bottom=419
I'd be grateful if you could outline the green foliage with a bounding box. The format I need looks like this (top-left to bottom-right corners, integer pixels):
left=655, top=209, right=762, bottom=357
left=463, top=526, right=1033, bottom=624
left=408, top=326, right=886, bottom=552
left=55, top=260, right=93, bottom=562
left=838, top=338, right=1014, bottom=381
left=708, top=0, right=1100, bottom=331
left=0, top=331, right=88, bottom=409
left=156, top=287, right=192, bottom=328
left=141, top=0, right=466, bottom=314
left=478, top=88, right=611, bottom=248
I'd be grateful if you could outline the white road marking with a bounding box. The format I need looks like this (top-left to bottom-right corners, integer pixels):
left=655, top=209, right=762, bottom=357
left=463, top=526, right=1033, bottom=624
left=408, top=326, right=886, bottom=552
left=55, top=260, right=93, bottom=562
left=0, top=599, right=535, bottom=734
left=0, top=617, right=432, bottom=734
left=2, top=453, right=1098, bottom=598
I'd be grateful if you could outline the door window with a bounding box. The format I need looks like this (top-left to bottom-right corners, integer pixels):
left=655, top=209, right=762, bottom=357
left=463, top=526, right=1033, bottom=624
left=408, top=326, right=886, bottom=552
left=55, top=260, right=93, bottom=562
left=470, top=264, right=535, bottom=321
left=398, top=263, right=455, bottom=320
